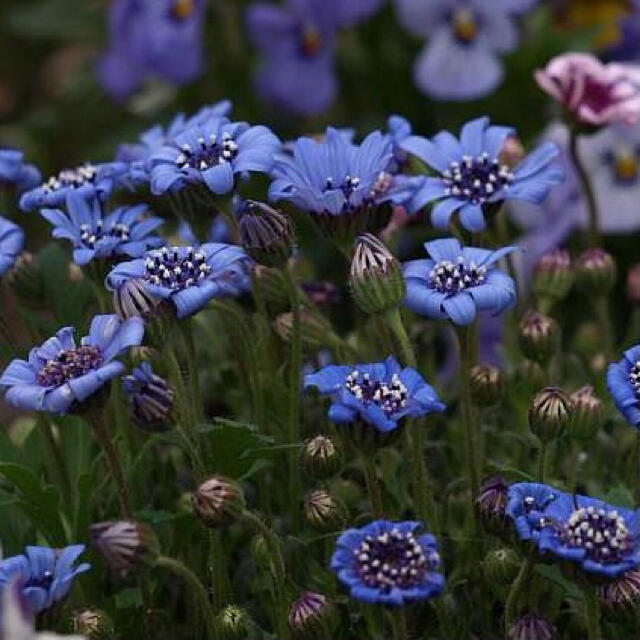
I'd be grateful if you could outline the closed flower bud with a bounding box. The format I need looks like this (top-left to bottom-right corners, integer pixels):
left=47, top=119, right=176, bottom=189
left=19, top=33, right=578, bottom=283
left=569, top=386, right=602, bottom=440
left=349, top=233, right=406, bottom=314
left=532, top=249, right=573, bottom=302
left=192, top=476, right=245, bottom=528
left=508, top=613, right=558, bottom=640
left=7, top=251, right=46, bottom=306
left=112, top=277, right=160, bottom=320
left=598, top=570, right=640, bottom=611
left=300, top=435, right=343, bottom=479
left=239, top=200, right=295, bottom=268
left=476, top=475, right=509, bottom=533
left=529, top=387, right=573, bottom=443
left=90, top=520, right=159, bottom=576
left=499, top=136, right=525, bottom=168
left=288, top=592, right=338, bottom=640
left=217, top=604, right=252, bottom=640
left=303, top=489, right=347, bottom=532
left=518, top=311, right=560, bottom=365
left=71, top=609, right=114, bottom=640
left=470, top=364, right=503, bottom=407
left=627, top=263, right=640, bottom=304
left=575, top=248, right=616, bottom=293
left=483, top=548, right=519, bottom=591
left=123, top=363, right=175, bottom=432
left=275, top=308, right=338, bottom=350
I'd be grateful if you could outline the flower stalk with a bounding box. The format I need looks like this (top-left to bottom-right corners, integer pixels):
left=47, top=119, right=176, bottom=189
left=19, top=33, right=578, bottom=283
left=569, top=127, right=599, bottom=247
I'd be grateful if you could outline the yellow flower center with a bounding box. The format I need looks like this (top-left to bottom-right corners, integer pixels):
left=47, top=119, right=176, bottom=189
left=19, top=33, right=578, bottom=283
left=452, top=8, right=477, bottom=43
left=614, top=148, right=638, bottom=182
left=301, top=24, right=323, bottom=57
left=172, top=0, right=196, bottom=20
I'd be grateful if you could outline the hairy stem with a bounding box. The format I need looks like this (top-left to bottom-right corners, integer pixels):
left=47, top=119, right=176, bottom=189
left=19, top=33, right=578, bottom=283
left=569, top=128, right=600, bottom=248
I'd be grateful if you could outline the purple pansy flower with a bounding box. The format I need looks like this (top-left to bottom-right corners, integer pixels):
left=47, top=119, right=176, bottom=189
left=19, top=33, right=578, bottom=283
left=401, top=116, right=564, bottom=232
left=40, top=193, right=163, bottom=266
left=394, top=0, right=537, bottom=100
left=403, top=238, right=517, bottom=326
left=98, top=0, right=206, bottom=101
left=0, top=315, right=145, bottom=414
left=106, top=243, right=251, bottom=318
left=0, top=216, right=24, bottom=277
left=149, top=117, right=280, bottom=196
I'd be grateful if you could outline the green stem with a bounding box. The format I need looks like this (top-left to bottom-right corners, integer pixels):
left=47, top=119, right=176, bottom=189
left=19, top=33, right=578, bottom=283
left=361, top=454, right=384, bottom=519
left=283, top=263, right=302, bottom=531
left=568, top=441, right=581, bottom=493
left=504, top=553, right=535, bottom=635
left=384, top=307, right=416, bottom=368
left=407, top=421, right=439, bottom=534
left=592, top=296, right=613, bottom=360
left=569, top=128, right=600, bottom=248
left=390, top=609, right=408, bottom=640
left=40, top=418, right=71, bottom=504
left=156, top=555, right=216, bottom=639
left=209, top=530, right=230, bottom=612
left=182, top=318, right=203, bottom=424
left=91, top=411, right=133, bottom=519
left=537, top=440, right=548, bottom=483
left=583, top=587, right=602, bottom=640
left=457, top=326, right=480, bottom=517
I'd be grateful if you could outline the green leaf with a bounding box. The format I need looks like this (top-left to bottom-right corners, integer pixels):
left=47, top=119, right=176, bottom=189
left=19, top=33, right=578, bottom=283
left=114, top=587, right=144, bottom=610
left=0, top=462, right=68, bottom=545
left=604, top=485, right=635, bottom=509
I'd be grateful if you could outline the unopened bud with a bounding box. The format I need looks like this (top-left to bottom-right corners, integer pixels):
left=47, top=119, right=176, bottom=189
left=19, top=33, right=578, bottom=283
left=476, top=475, right=509, bottom=533
left=483, top=548, right=519, bottom=591
left=192, top=476, right=245, bottom=528
left=532, top=249, right=573, bottom=302
left=528, top=387, right=573, bottom=442
left=499, top=136, right=525, bottom=168
left=71, top=609, right=114, bottom=640
left=508, top=613, right=558, bottom=640
left=303, top=489, right=347, bottom=532
left=518, top=310, right=560, bottom=366
left=217, top=604, right=253, bottom=640
left=122, top=362, right=175, bottom=432
left=300, top=435, right=343, bottom=479
left=627, top=264, right=640, bottom=304
left=288, top=592, right=338, bottom=639
left=576, top=248, right=616, bottom=293
left=598, top=570, right=640, bottom=611
left=7, top=251, right=46, bottom=306
left=569, top=386, right=602, bottom=439
left=470, top=364, right=503, bottom=407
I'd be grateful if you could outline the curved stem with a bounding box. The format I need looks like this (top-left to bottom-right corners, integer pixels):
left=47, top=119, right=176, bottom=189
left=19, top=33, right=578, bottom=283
left=92, top=411, right=132, bottom=519
left=583, top=586, right=602, bottom=640
left=283, top=263, right=302, bottom=532
left=155, top=555, right=216, bottom=639
left=361, top=454, right=384, bottom=519
left=384, top=308, right=416, bottom=368
left=569, top=128, right=600, bottom=247
left=504, top=553, right=535, bottom=635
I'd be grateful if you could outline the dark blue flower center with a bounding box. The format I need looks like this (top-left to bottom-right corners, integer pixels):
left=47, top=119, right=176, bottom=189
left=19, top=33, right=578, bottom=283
left=37, top=346, right=103, bottom=387
left=28, top=569, right=54, bottom=590
left=429, top=258, right=487, bottom=295
left=353, top=528, right=438, bottom=591
left=43, top=164, right=97, bottom=193
left=144, top=246, right=211, bottom=290
left=345, top=370, right=408, bottom=416
left=442, top=154, right=513, bottom=204
left=630, top=361, right=640, bottom=400
left=324, top=174, right=361, bottom=206
left=175, top=134, right=238, bottom=171
left=560, top=506, right=632, bottom=564
left=79, top=220, right=130, bottom=249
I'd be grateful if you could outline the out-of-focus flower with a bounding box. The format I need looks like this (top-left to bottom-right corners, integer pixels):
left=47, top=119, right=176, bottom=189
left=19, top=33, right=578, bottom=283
left=20, top=161, right=128, bottom=211
left=330, top=520, right=444, bottom=605
left=40, top=193, right=163, bottom=266
left=116, top=101, right=232, bottom=184
left=403, top=238, right=517, bottom=326
left=401, top=117, right=564, bottom=232
left=538, top=492, right=639, bottom=578
left=192, top=476, right=246, bottom=528
left=269, top=127, right=423, bottom=237
left=288, top=591, right=337, bottom=638
left=0, top=217, right=24, bottom=277
left=628, top=264, right=640, bottom=304
left=506, top=482, right=561, bottom=541
left=98, top=0, right=206, bottom=101
left=90, top=521, right=159, bottom=575
left=607, top=344, right=640, bottom=427
left=394, top=0, right=537, bottom=100
left=123, top=362, right=175, bottom=431
left=246, top=0, right=381, bottom=115
left=0, top=149, right=41, bottom=192
left=604, top=0, right=640, bottom=62
left=0, top=315, right=144, bottom=414
left=304, top=355, right=444, bottom=433
left=0, top=546, right=90, bottom=615
left=575, top=248, right=617, bottom=292
left=476, top=475, right=509, bottom=529
left=149, top=117, right=280, bottom=196
left=106, top=244, right=251, bottom=318
left=535, top=53, right=640, bottom=126
left=71, top=609, right=114, bottom=640
left=508, top=613, right=558, bottom=640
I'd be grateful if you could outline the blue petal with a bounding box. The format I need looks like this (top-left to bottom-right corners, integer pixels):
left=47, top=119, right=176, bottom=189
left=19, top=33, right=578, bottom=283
left=442, top=293, right=477, bottom=325
left=431, top=198, right=465, bottom=229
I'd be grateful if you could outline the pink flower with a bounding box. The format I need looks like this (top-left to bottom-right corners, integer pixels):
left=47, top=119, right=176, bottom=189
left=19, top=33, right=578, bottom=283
left=535, top=53, right=640, bottom=126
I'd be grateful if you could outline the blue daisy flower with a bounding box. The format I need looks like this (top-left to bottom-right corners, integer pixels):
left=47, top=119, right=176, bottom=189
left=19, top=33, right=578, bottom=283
left=607, top=345, right=640, bottom=428
left=304, top=355, right=445, bottom=433
left=106, top=243, right=251, bottom=318
left=0, top=149, right=41, bottom=192
left=400, top=116, right=564, bottom=232
left=0, top=545, right=90, bottom=615
left=269, top=127, right=424, bottom=218
left=0, top=217, right=24, bottom=277
left=39, top=193, right=164, bottom=266
left=116, top=101, right=232, bottom=185
left=506, top=482, right=564, bottom=541
left=0, top=315, right=145, bottom=414
left=403, top=237, right=517, bottom=326
left=330, top=520, right=445, bottom=605
left=537, top=493, right=640, bottom=578
left=149, top=116, right=280, bottom=196
left=19, top=161, right=129, bottom=212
